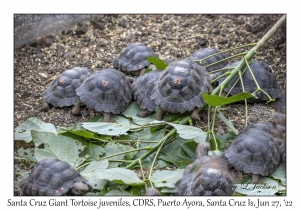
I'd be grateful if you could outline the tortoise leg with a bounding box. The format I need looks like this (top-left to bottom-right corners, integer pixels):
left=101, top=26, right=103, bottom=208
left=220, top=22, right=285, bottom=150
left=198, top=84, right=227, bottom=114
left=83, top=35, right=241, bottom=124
left=71, top=100, right=81, bottom=115
left=41, top=99, right=49, bottom=112
left=156, top=107, right=164, bottom=121
left=139, top=68, right=146, bottom=76
left=71, top=182, right=92, bottom=195
left=137, top=109, right=154, bottom=118
left=103, top=112, right=111, bottom=122
left=252, top=174, right=259, bottom=184
left=191, top=108, right=200, bottom=122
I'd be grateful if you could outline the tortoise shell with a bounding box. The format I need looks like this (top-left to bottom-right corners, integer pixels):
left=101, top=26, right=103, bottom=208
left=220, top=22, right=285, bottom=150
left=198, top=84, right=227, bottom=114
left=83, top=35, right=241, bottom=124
left=43, top=67, right=92, bottom=107
left=219, top=59, right=281, bottom=102
left=188, top=48, right=229, bottom=72
left=132, top=70, right=161, bottom=112
left=224, top=126, right=281, bottom=176
left=150, top=59, right=212, bottom=113
left=112, top=43, right=158, bottom=74
left=177, top=142, right=234, bottom=196
left=75, top=68, right=132, bottom=114
left=19, top=158, right=91, bottom=196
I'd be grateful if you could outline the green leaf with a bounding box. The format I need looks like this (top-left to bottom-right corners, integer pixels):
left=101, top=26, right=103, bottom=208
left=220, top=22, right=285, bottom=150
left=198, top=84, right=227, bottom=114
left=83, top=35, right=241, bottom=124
left=122, top=101, right=156, bottom=125
left=80, top=160, right=109, bottom=190
left=147, top=56, right=168, bottom=70
left=209, top=138, right=222, bottom=151
left=31, top=131, right=86, bottom=168
left=59, top=123, right=95, bottom=139
left=160, top=137, right=197, bottom=168
left=105, top=189, right=132, bottom=196
left=166, top=122, right=208, bottom=141
left=215, top=132, right=237, bottom=149
left=104, top=142, right=129, bottom=168
left=270, top=163, right=286, bottom=186
left=151, top=169, right=184, bottom=188
left=202, top=92, right=254, bottom=106
left=82, top=122, right=130, bottom=136
left=134, top=129, right=166, bottom=168
left=217, top=111, right=238, bottom=134
left=17, top=147, right=37, bottom=164
left=94, top=168, right=144, bottom=186
left=81, top=144, right=105, bottom=161
left=14, top=117, right=56, bottom=142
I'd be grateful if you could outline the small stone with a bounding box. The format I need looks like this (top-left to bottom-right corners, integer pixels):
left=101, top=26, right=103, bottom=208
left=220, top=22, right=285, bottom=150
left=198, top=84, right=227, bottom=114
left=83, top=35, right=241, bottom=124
left=213, top=22, right=220, bottom=28
left=198, top=38, right=207, bottom=46
left=213, top=29, right=220, bottom=34
left=119, top=17, right=130, bottom=28
left=63, top=51, right=76, bottom=59
left=76, top=24, right=87, bottom=35
left=21, top=90, right=31, bottom=99
left=218, top=38, right=228, bottom=44
left=94, top=22, right=105, bottom=30
left=39, top=36, right=53, bottom=47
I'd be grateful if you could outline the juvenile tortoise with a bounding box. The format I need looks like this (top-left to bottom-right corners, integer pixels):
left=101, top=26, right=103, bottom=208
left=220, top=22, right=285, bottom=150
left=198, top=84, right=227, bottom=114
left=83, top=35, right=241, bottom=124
left=19, top=158, right=92, bottom=196
left=224, top=114, right=286, bottom=183
left=41, top=67, right=93, bottom=112
left=112, top=43, right=158, bottom=76
left=73, top=68, right=132, bottom=122
left=150, top=59, right=212, bottom=121
left=188, top=48, right=229, bottom=73
left=218, top=59, right=281, bottom=103
left=132, top=69, right=161, bottom=117
left=177, top=142, right=234, bottom=196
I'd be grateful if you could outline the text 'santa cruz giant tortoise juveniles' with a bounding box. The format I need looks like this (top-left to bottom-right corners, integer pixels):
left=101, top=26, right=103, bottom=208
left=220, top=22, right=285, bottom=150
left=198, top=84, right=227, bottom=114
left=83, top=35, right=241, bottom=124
left=132, top=70, right=162, bottom=117
left=19, top=158, right=92, bottom=196
left=177, top=142, right=234, bottom=196
left=41, top=67, right=93, bottom=112
left=224, top=115, right=286, bottom=183
left=150, top=59, right=212, bottom=121
left=73, top=68, right=132, bottom=122
left=188, top=48, right=229, bottom=73
left=219, top=59, right=281, bottom=103
left=112, top=43, right=158, bottom=76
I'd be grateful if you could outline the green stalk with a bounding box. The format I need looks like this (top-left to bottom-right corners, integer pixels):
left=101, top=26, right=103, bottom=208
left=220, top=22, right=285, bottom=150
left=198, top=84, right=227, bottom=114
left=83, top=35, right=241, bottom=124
left=211, top=15, right=286, bottom=96
left=125, top=116, right=191, bottom=169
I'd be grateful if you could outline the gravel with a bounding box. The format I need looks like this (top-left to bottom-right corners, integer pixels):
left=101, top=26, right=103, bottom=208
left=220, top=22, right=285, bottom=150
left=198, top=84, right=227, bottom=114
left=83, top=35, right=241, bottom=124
left=13, top=14, right=286, bottom=195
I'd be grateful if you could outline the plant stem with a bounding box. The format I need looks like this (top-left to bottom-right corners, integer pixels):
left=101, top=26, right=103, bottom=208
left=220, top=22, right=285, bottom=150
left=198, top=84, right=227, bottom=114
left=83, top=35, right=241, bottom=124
left=211, top=15, right=286, bottom=96
left=125, top=116, right=191, bottom=169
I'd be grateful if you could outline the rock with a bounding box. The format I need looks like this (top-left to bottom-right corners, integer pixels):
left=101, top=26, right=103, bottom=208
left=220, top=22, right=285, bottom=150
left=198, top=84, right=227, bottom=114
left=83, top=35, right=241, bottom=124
left=94, top=21, right=105, bottom=30
left=39, top=36, right=53, bottom=47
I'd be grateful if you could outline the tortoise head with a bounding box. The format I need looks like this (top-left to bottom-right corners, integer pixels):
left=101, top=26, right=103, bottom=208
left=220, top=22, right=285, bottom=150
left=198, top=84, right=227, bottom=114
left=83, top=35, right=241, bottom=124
left=195, top=141, right=210, bottom=160
left=71, top=182, right=93, bottom=195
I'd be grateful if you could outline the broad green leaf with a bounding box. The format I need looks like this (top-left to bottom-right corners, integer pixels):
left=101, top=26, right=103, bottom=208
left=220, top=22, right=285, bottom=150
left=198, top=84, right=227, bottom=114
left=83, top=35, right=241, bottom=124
left=151, top=169, right=184, bottom=188
left=80, top=160, right=109, bottom=190
left=166, top=122, right=207, bottom=140
left=31, top=131, right=86, bottom=168
left=147, top=56, right=168, bottom=70
left=161, top=187, right=178, bottom=193
left=14, top=117, right=56, bottom=142
left=215, top=132, right=236, bottom=149
left=122, top=101, right=156, bottom=125
left=104, top=142, right=128, bottom=168
left=82, top=122, right=130, bottom=136
left=17, top=147, right=37, bottom=164
left=202, top=92, right=254, bottom=106
left=209, top=138, right=222, bottom=151
left=160, top=137, right=197, bottom=168
left=81, top=144, right=105, bottom=161
left=134, top=129, right=166, bottom=168
left=217, top=111, right=238, bottom=134
left=234, top=177, right=279, bottom=195
left=94, top=168, right=144, bottom=186
left=58, top=123, right=95, bottom=139
left=105, top=189, right=132, bottom=196
left=270, top=163, right=286, bottom=186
